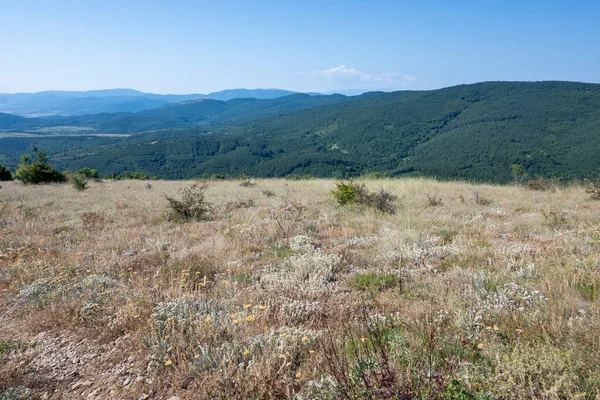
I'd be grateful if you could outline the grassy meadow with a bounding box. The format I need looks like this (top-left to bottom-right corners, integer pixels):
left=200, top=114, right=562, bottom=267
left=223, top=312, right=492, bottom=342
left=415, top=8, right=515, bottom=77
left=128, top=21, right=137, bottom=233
left=1, top=178, right=600, bottom=399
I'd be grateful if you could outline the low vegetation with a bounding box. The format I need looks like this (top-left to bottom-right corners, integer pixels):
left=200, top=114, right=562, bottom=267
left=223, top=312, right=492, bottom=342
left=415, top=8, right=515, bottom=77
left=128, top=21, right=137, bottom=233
left=14, top=146, right=66, bottom=184
left=0, top=165, right=11, bottom=181
left=1, top=178, right=600, bottom=399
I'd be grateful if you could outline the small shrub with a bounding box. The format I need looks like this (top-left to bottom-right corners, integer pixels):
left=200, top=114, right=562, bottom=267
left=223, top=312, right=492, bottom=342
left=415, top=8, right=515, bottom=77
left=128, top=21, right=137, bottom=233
left=332, top=180, right=398, bottom=214
left=14, top=146, right=66, bottom=184
left=71, top=173, right=88, bottom=191
left=426, top=193, right=443, bottom=207
left=540, top=209, right=568, bottom=228
left=76, top=168, right=99, bottom=179
left=165, top=183, right=213, bottom=222
left=210, top=173, right=226, bottom=180
left=346, top=272, right=399, bottom=292
left=586, top=181, right=600, bottom=200
left=332, top=179, right=361, bottom=207
left=262, top=189, right=275, bottom=197
left=131, top=171, right=149, bottom=180
left=473, top=191, right=493, bottom=205
left=0, top=165, right=12, bottom=181
left=239, top=180, right=255, bottom=187
left=438, top=230, right=459, bottom=245
left=103, top=173, right=121, bottom=180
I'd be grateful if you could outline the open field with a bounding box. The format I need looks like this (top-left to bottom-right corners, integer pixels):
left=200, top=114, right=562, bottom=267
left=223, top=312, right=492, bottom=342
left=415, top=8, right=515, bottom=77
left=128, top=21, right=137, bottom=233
left=1, top=178, right=600, bottom=399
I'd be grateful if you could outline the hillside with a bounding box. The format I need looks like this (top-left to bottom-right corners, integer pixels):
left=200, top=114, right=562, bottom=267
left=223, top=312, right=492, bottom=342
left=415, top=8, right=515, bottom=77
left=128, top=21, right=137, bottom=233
left=0, top=88, right=297, bottom=116
left=1, top=178, right=600, bottom=398
left=2, top=81, right=600, bottom=182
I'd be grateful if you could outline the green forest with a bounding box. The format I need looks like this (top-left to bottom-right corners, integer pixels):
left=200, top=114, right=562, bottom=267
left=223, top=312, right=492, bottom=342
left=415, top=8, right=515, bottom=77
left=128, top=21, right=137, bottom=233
left=2, top=81, right=600, bottom=183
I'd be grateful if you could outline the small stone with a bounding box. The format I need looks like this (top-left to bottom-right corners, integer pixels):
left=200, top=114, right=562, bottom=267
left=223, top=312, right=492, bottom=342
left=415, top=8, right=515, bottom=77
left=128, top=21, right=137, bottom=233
left=167, top=397, right=181, bottom=400
left=122, top=249, right=137, bottom=256
left=71, top=380, right=92, bottom=390
left=123, top=376, right=132, bottom=386
left=139, top=395, right=149, bottom=400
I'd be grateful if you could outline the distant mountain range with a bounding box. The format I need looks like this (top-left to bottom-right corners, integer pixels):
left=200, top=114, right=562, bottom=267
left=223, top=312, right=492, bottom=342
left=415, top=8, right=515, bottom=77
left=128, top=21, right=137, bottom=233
left=1, top=81, right=600, bottom=183
left=0, top=88, right=298, bottom=116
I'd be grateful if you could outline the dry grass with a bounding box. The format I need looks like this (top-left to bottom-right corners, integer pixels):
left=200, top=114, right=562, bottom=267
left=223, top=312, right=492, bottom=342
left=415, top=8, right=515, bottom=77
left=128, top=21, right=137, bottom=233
left=0, top=178, right=599, bottom=399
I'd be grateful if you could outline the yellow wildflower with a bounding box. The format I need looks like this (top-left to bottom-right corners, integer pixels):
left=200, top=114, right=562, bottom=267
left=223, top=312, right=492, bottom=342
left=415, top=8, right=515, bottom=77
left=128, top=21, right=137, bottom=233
left=245, top=315, right=255, bottom=322
left=301, top=336, right=309, bottom=343
left=243, top=349, right=251, bottom=356
left=280, top=333, right=287, bottom=337
left=477, top=343, right=485, bottom=349
left=244, top=304, right=252, bottom=309
left=205, top=316, right=213, bottom=323
left=258, top=305, right=267, bottom=310
left=295, top=372, right=302, bottom=379
left=164, top=359, right=173, bottom=366
left=233, top=319, right=240, bottom=324
left=360, top=337, right=368, bottom=343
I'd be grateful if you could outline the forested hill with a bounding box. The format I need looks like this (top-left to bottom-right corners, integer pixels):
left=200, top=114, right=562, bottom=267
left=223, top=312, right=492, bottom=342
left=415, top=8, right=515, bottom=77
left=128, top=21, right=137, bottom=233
left=0, top=93, right=349, bottom=134
left=2, top=81, right=600, bottom=182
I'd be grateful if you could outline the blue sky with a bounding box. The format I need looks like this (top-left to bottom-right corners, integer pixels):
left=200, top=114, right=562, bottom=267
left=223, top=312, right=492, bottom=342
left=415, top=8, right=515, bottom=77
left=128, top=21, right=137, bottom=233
left=1, top=0, right=599, bottom=94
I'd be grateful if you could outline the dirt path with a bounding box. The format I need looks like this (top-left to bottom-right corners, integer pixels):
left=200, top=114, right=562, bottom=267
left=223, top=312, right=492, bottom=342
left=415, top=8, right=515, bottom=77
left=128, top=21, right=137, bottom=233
left=0, top=291, right=153, bottom=400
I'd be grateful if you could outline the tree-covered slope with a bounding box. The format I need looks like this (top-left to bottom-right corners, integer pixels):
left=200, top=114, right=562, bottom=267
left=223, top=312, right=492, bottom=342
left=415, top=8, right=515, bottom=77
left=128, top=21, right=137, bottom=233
left=2, top=81, right=600, bottom=182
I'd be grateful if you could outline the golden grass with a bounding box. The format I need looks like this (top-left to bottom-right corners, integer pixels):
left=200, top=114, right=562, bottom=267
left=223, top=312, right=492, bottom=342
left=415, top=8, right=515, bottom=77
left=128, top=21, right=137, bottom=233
left=1, top=178, right=599, bottom=399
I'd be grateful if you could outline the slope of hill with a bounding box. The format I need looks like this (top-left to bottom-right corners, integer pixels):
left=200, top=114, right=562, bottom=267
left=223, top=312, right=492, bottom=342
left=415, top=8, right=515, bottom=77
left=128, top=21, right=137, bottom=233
left=2, top=81, right=600, bottom=182
left=0, top=93, right=349, bottom=134
left=0, top=88, right=297, bottom=116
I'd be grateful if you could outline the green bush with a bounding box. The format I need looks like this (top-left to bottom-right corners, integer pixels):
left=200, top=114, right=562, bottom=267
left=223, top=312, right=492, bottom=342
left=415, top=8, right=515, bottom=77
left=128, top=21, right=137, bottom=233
left=332, top=179, right=398, bottom=214
left=14, top=146, right=66, bottom=184
left=71, top=173, right=88, bottom=191
left=165, top=183, right=213, bottom=222
left=131, top=171, right=149, bottom=180
left=0, top=165, right=12, bottom=181
left=76, top=168, right=99, bottom=179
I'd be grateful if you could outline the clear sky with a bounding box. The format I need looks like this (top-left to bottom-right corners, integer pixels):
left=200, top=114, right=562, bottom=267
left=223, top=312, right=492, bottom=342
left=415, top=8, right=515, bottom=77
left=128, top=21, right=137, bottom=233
left=1, top=0, right=599, bottom=94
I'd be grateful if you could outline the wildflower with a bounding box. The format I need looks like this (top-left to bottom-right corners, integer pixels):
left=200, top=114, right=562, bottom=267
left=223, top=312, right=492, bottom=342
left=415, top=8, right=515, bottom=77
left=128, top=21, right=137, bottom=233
left=243, top=349, right=251, bottom=356
left=233, top=319, right=240, bottom=324
left=245, top=315, right=255, bottom=322
left=258, top=305, right=267, bottom=310
left=295, top=372, right=302, bottom=379
left=309, top=350, right=315, bottom=355
left=278, top=354, right=286, bottom=359
left=231, top=313, right=238, bottom=319
left=360, top=337, right=368, bottom=343
left=133, top=314, right=140, bottom=319
left=280, top=333, right=287, bottom=337
left=286, top=362, right=291, bottom=367
left=477, top=343, right=485, bottom=349
left=301, top=336, right=309, bottom=343
left=164, top=335, right=170, bottom=340
left=164, top=359, right=173, bottom=366
left=244, top=304, right=252, bottom=309
left=205, top=316, right=212, bottom=323
left=194, top=354, right=200, bottom=359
